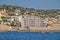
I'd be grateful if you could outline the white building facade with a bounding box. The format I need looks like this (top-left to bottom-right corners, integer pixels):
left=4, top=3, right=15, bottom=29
left=18, top=15, right=47, bottom=28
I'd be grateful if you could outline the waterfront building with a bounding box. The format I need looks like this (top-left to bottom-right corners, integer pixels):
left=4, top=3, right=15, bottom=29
left=18, top=15, right=47, bottom=28
left=24, top=16, right=46, bottom=27
left=0, top=16, right=10, bottom=25
left=57, top=19, right=60, bottom=24
left=18, top=16, right=25, bottom=27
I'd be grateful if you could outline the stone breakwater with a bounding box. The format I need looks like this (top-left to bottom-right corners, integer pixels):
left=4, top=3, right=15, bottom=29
left=0, top=24, right=60, bottom=32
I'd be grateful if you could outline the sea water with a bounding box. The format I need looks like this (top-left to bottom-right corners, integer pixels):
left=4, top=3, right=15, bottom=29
left=0, top=32, right=60, bottom=40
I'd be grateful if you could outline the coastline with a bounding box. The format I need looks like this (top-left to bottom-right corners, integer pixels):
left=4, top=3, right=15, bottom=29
left=0, top=24, right=60, bottom=32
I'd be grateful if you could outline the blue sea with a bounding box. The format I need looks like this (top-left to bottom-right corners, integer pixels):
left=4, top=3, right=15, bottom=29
left=0, top=32, right=60, bottom=40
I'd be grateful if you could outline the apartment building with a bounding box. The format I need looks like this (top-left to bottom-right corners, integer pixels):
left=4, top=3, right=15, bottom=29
left=18, top=15, right=47, bottom=28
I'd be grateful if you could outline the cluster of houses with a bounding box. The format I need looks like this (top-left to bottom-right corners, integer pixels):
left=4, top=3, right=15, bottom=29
left=0, top=9, right=21, bottom=27
left=0, top=9, right=60, bottom=28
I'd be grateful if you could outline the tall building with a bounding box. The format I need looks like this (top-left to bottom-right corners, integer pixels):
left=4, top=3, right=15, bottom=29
left=18, top=15, right=47, bottom=28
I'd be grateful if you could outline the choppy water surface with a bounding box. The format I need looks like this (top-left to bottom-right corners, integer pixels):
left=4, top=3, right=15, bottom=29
left=0, top=32, right=60, bottom=40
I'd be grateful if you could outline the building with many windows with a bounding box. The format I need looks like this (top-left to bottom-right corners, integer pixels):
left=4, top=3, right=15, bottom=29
left=18, top=15, right=47, bottom=28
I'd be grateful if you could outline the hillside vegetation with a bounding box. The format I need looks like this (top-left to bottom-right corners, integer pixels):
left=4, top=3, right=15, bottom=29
left=0, top=4, right=60, bottom=18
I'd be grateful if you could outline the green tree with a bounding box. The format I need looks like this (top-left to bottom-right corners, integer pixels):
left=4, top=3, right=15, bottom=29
left=1, top=16, right=5, bottom=19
